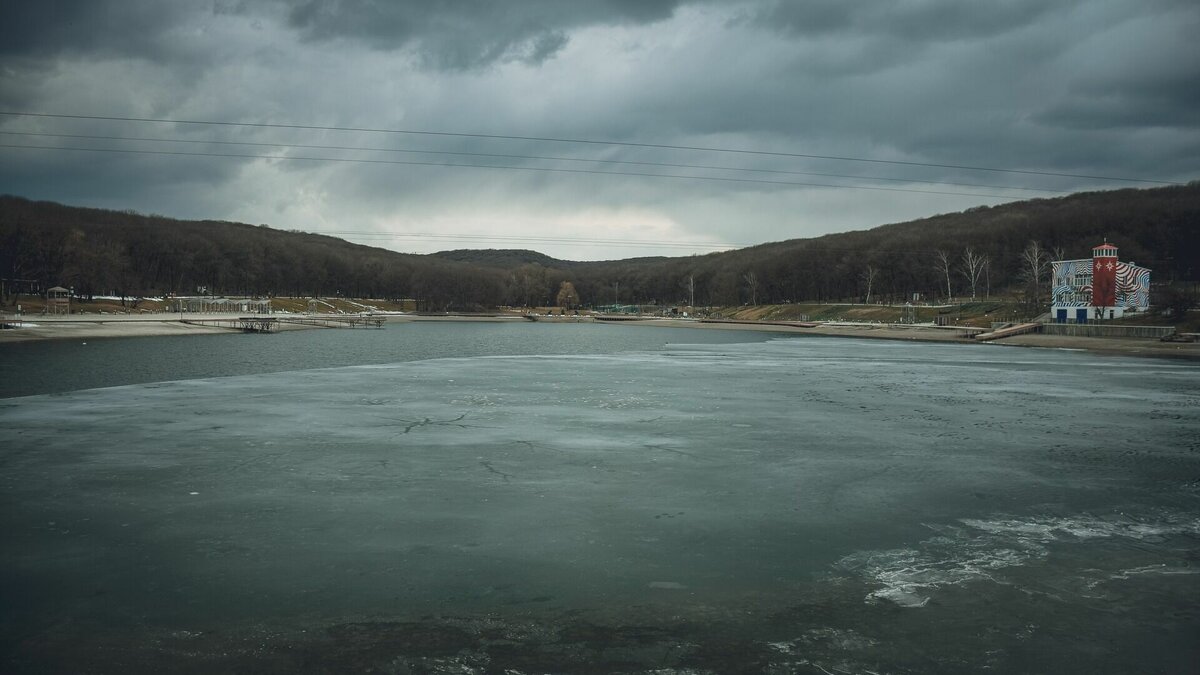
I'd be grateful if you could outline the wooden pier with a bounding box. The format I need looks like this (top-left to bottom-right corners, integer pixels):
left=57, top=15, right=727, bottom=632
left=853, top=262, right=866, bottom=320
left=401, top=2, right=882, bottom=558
left=279, top=316, right=385, bottom=329
left=182, top=317, right=279, bottom=332
left=239, top=317, right=277, bottom=333
left=181, top=315, right=385, bottom=333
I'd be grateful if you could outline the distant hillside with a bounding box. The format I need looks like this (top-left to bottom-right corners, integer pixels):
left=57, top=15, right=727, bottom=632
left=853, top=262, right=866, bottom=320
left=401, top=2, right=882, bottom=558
left=0, top=196, right=510, bottom=310
left=2, top=184, right=1197, bottom=310
left=429, top=184, right=1199, bottom=308
left=433, top=248, right=565, bottom=269
left=430, top=248, right=672, bottom=268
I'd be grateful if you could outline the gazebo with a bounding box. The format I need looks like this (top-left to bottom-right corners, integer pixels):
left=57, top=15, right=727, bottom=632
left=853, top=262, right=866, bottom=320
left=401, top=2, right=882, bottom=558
left=46, top=286, right=70, bottom=315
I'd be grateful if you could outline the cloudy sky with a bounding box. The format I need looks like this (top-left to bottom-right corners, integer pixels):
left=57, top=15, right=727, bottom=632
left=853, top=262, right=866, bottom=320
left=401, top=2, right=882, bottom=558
left=2, top=0, right=1197, bottom=260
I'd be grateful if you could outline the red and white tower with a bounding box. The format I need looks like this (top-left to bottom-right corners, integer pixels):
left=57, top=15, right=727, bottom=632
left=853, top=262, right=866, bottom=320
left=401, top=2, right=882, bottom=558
left=1091, top=241, right=1118, bottom=309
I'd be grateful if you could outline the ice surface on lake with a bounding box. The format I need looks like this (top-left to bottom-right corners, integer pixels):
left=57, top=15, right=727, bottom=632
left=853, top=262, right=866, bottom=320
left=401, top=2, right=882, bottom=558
left=839, top=511, right=1200, bottom=608
left=2, top=335, right=1198, bottom=672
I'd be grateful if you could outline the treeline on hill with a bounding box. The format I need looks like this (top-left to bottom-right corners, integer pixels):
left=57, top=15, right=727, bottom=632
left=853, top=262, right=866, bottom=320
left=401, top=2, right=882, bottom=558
left=0, top=196, right=510, bottom=310
left=1, top=184, right=1197, bottom=311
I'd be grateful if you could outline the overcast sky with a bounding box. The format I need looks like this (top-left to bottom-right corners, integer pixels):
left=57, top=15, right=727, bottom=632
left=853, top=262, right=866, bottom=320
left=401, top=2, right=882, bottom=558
left=2, top=0, right=1197, bottom=260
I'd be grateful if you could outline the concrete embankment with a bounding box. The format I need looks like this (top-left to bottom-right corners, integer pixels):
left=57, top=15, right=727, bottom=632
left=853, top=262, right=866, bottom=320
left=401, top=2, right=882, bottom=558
left=597, top=317, right=1200, bottom=359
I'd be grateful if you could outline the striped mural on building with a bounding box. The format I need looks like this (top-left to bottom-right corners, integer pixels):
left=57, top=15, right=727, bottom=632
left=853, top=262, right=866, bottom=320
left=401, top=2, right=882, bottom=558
left=1052, top=259, right=1150, bottom=309
left=1052, top=259, right=1092, bottom=308
left=1051, top=243, right=1150, bottom=322
left=1116, top=262, right=1150, bottom=308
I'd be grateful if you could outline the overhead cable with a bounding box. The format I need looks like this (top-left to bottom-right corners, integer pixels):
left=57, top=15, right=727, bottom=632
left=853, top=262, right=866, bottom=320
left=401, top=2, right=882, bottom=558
left=0, top=111, right=1181, bottom=185
left=0, top=143, right=1035, bottom=199
left=0, top=131, right=1067, bottom=194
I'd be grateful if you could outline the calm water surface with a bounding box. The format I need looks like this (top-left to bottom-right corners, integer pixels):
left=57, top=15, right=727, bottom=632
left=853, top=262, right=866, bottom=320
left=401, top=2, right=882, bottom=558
left=1, top=323, right=1198, bottom=673
left=0, top=321, right=773, bottom=398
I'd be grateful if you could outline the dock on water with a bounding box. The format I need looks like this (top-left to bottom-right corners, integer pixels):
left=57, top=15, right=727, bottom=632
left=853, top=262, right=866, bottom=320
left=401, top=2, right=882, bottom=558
left=182, top=315, right=385, bottom=333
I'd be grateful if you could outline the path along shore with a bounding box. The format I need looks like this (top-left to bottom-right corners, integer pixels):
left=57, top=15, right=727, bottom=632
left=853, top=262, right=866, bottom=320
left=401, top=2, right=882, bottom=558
left=1, top=312, right=1196, bottom=360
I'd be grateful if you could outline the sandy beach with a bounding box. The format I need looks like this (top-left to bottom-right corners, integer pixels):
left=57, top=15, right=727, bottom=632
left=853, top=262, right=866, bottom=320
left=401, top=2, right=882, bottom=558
left=2, top=311, right=1196, bottom=360
left=0, top=312, right=331, bottom=343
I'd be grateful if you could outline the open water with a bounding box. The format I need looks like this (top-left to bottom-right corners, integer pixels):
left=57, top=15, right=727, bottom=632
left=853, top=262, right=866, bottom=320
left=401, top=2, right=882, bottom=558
left=2, top=322, right=1198, bottom=673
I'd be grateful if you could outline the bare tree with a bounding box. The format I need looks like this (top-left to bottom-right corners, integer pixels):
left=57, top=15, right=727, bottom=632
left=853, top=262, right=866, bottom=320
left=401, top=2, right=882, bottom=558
left=1020, top=241, right=1049, bottom=304
left=743, top=271, right=759, bottom=306
left=934, top=250, right=953, bottom=300
left=680, top=274, right=695, bottom=307
left=960, top=247, right=985, bottom=299
left=860, top=264, right=879, bottom=304
left=509, top=263, right=548, bottom=307
left=982, top=255, right=991, bottom=299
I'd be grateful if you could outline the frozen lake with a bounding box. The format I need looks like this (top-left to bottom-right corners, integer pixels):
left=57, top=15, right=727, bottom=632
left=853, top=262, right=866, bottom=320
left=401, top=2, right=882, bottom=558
left=2, top=324, right=1198, bottom=673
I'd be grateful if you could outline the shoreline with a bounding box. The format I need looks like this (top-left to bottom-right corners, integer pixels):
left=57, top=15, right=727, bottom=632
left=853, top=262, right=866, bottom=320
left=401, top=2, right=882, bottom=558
left=0, top=312, right=335, bottom=343
left=2, top=312, right=1196, bottom=360
left=630, top=317, right=1200, bottom=360
left=528, top=315, right=1200, bottom=360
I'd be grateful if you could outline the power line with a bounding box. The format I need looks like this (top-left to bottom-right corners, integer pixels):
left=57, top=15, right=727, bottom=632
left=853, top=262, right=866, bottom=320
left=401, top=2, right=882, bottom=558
left=0, top=131, right=1067, bottom=194
left=0, top=110, right=1181, bottom=185
left=0, top=143, right=1034, bottom=199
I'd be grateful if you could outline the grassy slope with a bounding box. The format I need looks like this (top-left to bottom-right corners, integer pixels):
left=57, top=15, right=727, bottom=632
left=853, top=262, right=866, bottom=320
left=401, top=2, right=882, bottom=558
left=714, top=300, right=1020, bottom=327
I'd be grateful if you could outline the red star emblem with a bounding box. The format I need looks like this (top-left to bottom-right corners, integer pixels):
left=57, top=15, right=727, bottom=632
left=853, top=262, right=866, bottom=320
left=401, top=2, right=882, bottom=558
left=1106, top=261, right=1114, bottom=270
left=1095, top=261, right=1102, bottom=270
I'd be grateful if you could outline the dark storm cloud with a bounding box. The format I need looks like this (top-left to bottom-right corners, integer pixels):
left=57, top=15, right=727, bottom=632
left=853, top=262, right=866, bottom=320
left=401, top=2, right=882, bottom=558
left=1035, top=84, right=1200, bottom=131
left=719, top=0, right=1200, bottom=172
left=753, top=0, right=1060, bottom=41
left=0, top=0, right=196, bottom=59
left=0, top=142, right=249, bottom=221
left=2, top=0, right=687, bottom=70
left=283, top=0, right=684, bottom=68
left=1034, top=17, right=1200, bottom=132
left=1, top=0, right=1197, bottom=259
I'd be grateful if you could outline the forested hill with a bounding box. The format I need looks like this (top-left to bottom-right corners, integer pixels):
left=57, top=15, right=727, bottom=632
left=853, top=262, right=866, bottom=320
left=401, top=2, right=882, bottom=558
left=432, top=249, right=566, bottom=269
left=2, top=184, right=1197, bottom=310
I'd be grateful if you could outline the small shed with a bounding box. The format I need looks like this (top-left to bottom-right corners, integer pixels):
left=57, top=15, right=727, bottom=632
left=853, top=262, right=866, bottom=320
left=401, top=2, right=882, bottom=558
left=46, top=286, right=70, bottom=315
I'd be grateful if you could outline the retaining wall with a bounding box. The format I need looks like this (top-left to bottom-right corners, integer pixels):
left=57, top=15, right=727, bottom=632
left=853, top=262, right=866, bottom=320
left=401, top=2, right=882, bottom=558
left=1040, top=323, right=1175, bottom=338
